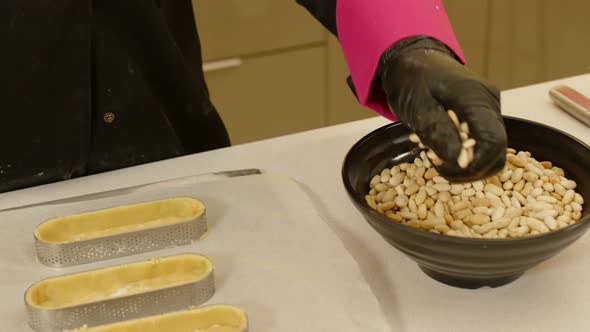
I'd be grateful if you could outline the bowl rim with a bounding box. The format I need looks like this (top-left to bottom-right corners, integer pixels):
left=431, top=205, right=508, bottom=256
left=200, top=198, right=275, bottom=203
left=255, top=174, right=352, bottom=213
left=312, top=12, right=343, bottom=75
left=342, top=115, right=590, bottom=245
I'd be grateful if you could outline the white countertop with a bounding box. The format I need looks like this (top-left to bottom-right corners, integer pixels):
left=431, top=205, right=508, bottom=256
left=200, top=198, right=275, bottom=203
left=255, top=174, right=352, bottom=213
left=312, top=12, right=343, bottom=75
left=2, top=74, right=590, bottom=331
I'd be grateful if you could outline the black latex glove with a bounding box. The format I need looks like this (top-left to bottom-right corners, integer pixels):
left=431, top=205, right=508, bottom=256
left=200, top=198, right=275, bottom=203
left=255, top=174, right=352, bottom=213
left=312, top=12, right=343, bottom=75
left=378, top=37, right=507, bottom=182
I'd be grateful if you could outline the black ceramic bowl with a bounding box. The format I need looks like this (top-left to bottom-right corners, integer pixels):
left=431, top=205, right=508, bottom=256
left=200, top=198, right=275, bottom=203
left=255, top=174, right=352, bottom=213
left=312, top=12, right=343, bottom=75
left=342, top=116, right=590, bottom=289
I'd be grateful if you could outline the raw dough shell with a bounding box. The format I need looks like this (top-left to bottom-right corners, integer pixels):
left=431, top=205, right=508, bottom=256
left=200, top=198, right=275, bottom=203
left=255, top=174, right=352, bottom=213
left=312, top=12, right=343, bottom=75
left=67, top=305, right=247, bottom=332
left=25, top=254, right=215, bottom=332
left=34, top=197, right=207, bottom=267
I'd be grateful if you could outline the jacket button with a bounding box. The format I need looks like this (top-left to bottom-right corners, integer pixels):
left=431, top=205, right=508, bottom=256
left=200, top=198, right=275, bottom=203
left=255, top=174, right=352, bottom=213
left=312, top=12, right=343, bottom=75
left=103, top=112, right=116, bottom=123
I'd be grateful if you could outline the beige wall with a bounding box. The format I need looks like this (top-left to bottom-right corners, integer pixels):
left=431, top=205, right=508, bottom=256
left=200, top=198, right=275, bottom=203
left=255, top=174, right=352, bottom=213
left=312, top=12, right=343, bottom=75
left=194, top=0, right=590, bottom=144
left=445, top=0, right=590, bottom=89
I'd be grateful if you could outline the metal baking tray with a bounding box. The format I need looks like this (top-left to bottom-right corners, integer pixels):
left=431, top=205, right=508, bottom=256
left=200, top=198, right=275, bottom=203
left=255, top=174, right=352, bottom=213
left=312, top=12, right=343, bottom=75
left=25, top=253, right=215, bottom=332
left=64, top=304, right=248, bottom=332
left=34, top=197, right=207, bottom=267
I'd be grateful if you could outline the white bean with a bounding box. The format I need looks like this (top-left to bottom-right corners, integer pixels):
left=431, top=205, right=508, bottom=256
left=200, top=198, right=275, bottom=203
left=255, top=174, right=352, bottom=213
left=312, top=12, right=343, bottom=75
left=543, top=216, right=558, bottom=231
left=485, top=193, right=506, bottom=208
left=472, top=197, right=491, bottom=208
left=451, top=201, right=471, bottom=212
left=501, top=195, right=512, bottom=209
left=492, top=207, right=506, bottom=221
left=450, top=220, right=465, bottom=230
left=511, top=168, right=524, bottom=183
left=511, top=191, right=526, bottom=206
left=434, top=201, right=445, bottom=218
left=525, top=163, right=544, bottom=177
left=473, top=206, right=492, bottom=215
left=381, top=189, right=396, bottom=203
left=455, top=208, right=474, bottom=220
left=484, top=184, right=504, bottom=197
left=370, top=175, right=381, bottom=188
left=409, top=198, right=418, bottom=214
left=418, top=204, right=428, bottom=220
left=450, top=184, right=464, bottom=195
left=407, top=165, right=417, bottom=178
left=425, top=198, right=435, bottom=209
left=400, top=211, right=418, bottom=220
left=493, top=217, right=511, bottom=229
left=543, top=182, right=554, bottom=192
left=553, top=167, right=565, bottom=176
left=462, top=188, right=476, bottom=197
left=366, top=195, right=377, bottom=209
left=523, top=172, right=538, bottom=182
left=508, top=155, right=527, bottom=168
left=537, top=195, right=558, bottom=204
left=376, top=191, right=386, bottom=203
left=530, top=187, right=544, bottom=197
left=561, top=179, right=577, bottom=190
left=483, top=229, right=499, bottom=238
left=435, top=224, right=451, bottom=233
left=438, top=191, right=451, bottom=202
left=415, top=166, right=426, bottom=179
left=500, top=170, right=513, bottom=182
left=379, top=201, right=396, bottom=211
left=574, top=193, right=584, bottom=205
left=385, top=211, right=402, bottom=222
left=405, top=183, right=421, bottom=196
left=425, top=186, right=438, bottom=197
left=505, top=207, right=523, bottom=219
left=409, top=133, right=420, bottom=143
left=415, top=190, right=427, bottom=205
left=511, top=197, right=522, bottom=209
left=503, top=181, right=514, bottom=190
left=389, top=173, right=405, bottom=187
left=403, top=178, right=415, bottom=188
left=414, top=158, right=425, bottom=168
left=469, top=214, right=491, bottom=225
left=535, top=210, right=559, bottom=219
left=374, top=183, right=388, bottom=193
left=528, top=202, right=554, bottom=211
left=523, top=217, right=550, bottom=233
left=448, top=110, right=461, bottom=128
left=395, top=194, right=409, bottom=208
left=395, top=185, right=405, bottom=196
left=461, top=122, right=470, bottom=134
left=526, top=195, right=537, bottom=205
left=514, top=179, right=526, bottom=193
left=508, top=217, right=521, bottom=230
left=571, top=202, right=583, bottom=212
left=563, top=190, right=575, bottom=204
left=424, top=167, right=438, bottom=180
left=433, top=183, right=451, bottom=192
left=521, top=184, right=534, bottom=197
left=433, top=176, right=449, bottom=184
left=477, top=222, right=496, bottom=234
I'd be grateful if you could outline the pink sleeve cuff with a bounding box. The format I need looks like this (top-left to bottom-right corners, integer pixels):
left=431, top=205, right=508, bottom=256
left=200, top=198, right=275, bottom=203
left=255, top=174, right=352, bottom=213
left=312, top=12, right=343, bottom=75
left=336, top=0, right=465, bottom=121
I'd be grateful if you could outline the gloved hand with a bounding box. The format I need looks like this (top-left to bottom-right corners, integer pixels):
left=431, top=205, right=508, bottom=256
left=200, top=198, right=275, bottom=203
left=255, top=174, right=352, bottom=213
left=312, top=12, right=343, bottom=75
left=378, top=36, right=507, bottom=183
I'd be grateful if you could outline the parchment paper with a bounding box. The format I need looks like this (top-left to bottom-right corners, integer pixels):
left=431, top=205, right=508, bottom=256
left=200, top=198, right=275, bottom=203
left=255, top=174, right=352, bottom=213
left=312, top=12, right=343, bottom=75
left=0, top=174, right=390, bottom=331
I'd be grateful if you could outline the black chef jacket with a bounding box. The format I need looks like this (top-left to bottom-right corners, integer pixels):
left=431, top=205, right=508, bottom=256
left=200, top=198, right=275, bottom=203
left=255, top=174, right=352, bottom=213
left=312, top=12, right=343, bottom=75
left=0, top=0, right=336, bottom=193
